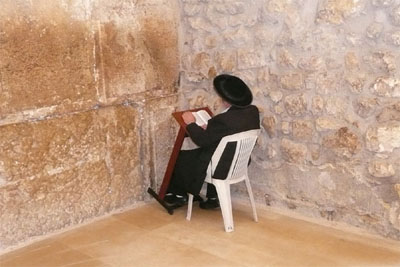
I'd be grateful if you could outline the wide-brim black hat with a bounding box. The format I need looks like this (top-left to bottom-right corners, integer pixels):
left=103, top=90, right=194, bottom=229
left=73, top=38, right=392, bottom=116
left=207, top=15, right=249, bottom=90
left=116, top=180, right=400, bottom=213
left=213, top=74, right=253, bottom=107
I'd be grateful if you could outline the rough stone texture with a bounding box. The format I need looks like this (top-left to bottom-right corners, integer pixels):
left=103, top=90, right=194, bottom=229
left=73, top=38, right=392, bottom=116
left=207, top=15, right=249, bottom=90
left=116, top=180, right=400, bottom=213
left=2, top=0, right=400, bottom=252
left=377, top=103, right=400, bottom=122
left=368, top=160, right=395, bottom=178
left=280, top=138, right=308, bottom=164
left=366, top=122, right=400, bottom=153
left=322, top=127, right=360, bottom=158
left=0, top=0, right=179, bottom=250
left=179, top=0, right=400, bottom=241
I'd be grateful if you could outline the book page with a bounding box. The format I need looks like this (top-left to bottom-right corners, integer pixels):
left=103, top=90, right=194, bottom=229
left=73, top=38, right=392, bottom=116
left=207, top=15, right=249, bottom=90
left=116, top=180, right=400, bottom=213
left=192, top=110, right=211, bottom=126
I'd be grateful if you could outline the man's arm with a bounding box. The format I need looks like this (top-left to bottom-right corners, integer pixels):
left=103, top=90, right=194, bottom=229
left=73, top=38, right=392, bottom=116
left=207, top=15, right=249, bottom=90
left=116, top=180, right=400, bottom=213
left=186, top=117, right=228, bottom=147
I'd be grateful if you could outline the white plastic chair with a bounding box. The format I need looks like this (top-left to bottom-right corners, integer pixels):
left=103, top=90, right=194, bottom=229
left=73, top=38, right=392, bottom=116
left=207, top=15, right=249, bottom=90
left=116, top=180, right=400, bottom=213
left=186, top=129, right=260, bottom=232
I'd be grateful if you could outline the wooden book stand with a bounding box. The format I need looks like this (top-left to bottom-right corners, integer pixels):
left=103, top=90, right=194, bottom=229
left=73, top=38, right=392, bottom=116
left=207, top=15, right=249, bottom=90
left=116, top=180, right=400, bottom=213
left=147, top=107, right=213, bottom=214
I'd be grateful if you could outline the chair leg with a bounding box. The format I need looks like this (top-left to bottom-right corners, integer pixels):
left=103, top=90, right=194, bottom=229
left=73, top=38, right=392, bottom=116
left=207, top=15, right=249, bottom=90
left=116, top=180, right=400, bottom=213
left=213, top=181, right=234, bottom=232
left=245, top=177, right=258, bottom=222
left=186, top=193, right=194, bottom=221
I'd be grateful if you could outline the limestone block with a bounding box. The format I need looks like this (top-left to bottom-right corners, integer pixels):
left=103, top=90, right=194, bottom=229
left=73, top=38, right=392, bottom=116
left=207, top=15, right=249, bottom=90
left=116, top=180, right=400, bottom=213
left=191, top=52, right=211, bottom=79
left=366, top=122, right=400, bottom=152
left=238, top=48, right=267, bottom=70
left=310, top=144, right=321, bottom=161
left=266, top=0, right=293, bottom=13
left=206, top=7, right=228, bottom=30
left=213, top=2, right=246, bottom=15
left=318, top=172, right=337, bottom=191
left=280, top=73, right=304, bottom=91
left=390, top=5, right=400, bottom=26
left=183, top=4, right=202, bottom=16
left=102, top=6, right=178, bottom=101
left=353, top=97, right=379, bottom=118
left=322, top=127, right=360, bottom=157
left=315, top=72, right=342, bottom=94
left=281, top=121, right=292, bottom=135
left=262, top=116, right=276, bottom=138
left=0, top=105, right=142, bottom=248
left=280, top=138, right=307, bottom=164
left=368, top=160, right=395, bottom=177
left=376, top=103, right=400, bottom=122
left=371, top=77, right=400, bottom=97
left=345, top=73, right=366, bottom=93
left=276, top=24, right=294, bottom=46
left=384, top=31, right=400, bottom=46
left=366, top=22, right=384, bottom=40
left=188, top=92, right=208, bottom=110
left=395, top=184, right=400, bottom=198
left=345, top=52, right=360, bottom=70
left=269, top=91, right=283, bottom=103
left=284, top=94, right=307, bottom=116
left=254, top=25, right=277, bottom=48
left=316, top=117, right=346, bottom=131
left=274, top=102, right=286, bottom=115
left=292, top=120, right=314, bottom=141
left=144, top=97, right=179, bottom=190
left=388, top=202, right=400, bottom=231
left=205, top=35, right=219, bottom=49
left=0, top=10, right=97, bottom=115
left=257, top=68, right=270, bottom=86
left=363, top=52, right=397, bottom=73
left=91, top=0, right=138, bottom=21
left=326, top=96, right=347, bottom=116
left=266, top=146, right=277, bottom=160
left=317, top=0, right=366, bottom=25
left=215, top=50, right=237, bottom=72
left=188, top=17, right=214, bottom=32
left=312, top=96, right=324, bottom=115
left=372, top=0, right=394, bottom=7
left=298, top=56, right=325, bottom=72
left=277, top=49, right=296, bottom=68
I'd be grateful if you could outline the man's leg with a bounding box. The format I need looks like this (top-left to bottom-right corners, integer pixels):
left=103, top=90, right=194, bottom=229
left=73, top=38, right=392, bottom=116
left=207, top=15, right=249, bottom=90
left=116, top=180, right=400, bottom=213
left=200, top=184, right=220, bottom=209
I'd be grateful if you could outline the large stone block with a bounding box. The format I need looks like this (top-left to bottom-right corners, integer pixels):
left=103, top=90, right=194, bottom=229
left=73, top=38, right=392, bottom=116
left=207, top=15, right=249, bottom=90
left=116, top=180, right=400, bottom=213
left=317, top=0, right=366, bottom=25
left=368, top=160, right=395, bottom=178
left=280, top=138, right=307, bottom=164
left=141, top=96, right=179, bottom=193
left=371, top=77, right=400, bottom=97
left=0, top=105, right=142, bottom=249
left=376, top=103, right=400, bottom=122
left=284, top=94, right=307, bottom=116
left=96, top=5, right=179, bottom=102
left=366, top=122, right=400, bottom=152
left=322, top=127, right=360, bottom=158
left=0, top=5, right=97, bottom=115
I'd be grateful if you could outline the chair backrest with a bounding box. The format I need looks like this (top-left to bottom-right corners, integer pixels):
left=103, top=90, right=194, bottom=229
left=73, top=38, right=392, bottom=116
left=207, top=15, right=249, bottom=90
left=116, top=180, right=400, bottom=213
left=209, top=129, right=260, bottom=182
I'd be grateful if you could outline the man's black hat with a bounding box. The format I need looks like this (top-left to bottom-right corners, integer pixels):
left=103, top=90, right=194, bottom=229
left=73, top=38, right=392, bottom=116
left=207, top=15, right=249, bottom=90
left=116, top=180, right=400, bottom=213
left=213, top=74, right=253, bottom=107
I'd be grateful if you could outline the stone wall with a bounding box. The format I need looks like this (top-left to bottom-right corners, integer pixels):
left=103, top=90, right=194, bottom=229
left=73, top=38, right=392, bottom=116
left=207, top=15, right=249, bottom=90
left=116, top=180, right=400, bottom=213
left=0, top=0, right=180, bottom=250
left=179, top=0, right=400, bottom=240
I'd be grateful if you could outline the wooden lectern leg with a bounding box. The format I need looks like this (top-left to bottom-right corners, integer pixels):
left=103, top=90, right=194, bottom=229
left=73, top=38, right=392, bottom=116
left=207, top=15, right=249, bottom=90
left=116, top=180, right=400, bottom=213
left=147, top=188, right=174, bottom=215
left=148, top=107, right=212, bottom=215
left=147, top=127, right=187, bottom=215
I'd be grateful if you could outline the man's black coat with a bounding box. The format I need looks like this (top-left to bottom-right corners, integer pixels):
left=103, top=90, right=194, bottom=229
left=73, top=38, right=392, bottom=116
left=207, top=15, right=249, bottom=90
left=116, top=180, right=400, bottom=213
left=168, top=105, right=260, bottom=196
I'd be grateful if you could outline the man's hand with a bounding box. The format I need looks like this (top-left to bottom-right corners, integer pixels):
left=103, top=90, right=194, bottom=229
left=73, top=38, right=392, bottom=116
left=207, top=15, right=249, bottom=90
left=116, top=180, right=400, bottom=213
left=182, top=112, right=195, bottom=124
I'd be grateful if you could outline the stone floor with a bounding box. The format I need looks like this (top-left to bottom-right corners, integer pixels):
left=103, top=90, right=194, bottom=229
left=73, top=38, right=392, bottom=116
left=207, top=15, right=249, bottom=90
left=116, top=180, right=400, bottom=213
left=1, top=201, right=400, bottom=267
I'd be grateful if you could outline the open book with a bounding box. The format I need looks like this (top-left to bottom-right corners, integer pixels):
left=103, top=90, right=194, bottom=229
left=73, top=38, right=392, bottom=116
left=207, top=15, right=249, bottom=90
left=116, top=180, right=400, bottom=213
left=192, top=109, right=211, bottom=126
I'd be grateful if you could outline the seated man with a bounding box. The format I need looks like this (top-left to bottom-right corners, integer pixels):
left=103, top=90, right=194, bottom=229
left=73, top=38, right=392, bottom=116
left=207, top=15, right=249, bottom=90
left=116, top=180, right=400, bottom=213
left=165, top=74, right=260, bottom=209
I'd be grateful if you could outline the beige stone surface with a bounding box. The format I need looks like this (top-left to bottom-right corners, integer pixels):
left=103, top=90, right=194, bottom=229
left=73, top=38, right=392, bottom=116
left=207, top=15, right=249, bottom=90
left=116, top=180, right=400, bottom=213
left=368, top=160, right=395, bottom=178
left=280, top=138, right=307, bottom=164
left=1, top=203, right=400, bottom=266
left=0, top=4, right=97, bottom=115
left=179, top=0, right=400, bottom=242
left=0, top=106, right=143, bottom=248
left=0, top=0, right=179, bottom=250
